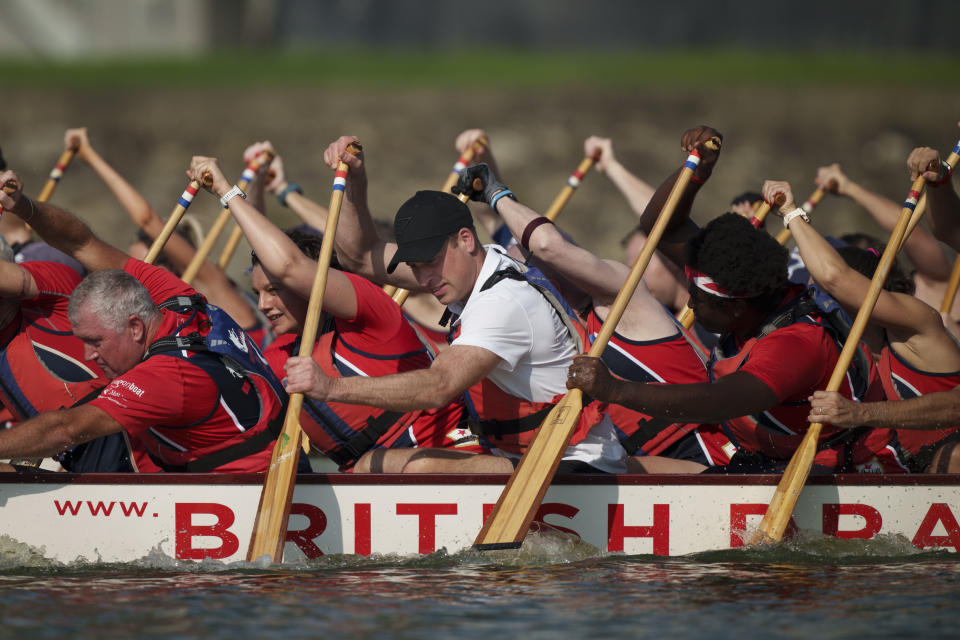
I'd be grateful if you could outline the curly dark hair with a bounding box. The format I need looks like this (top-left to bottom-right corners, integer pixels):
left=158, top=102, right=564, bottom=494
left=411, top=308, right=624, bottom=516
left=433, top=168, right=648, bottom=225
left=686, top=212, right=788, bottom=297
left=836, top=245, right=915, bottom=295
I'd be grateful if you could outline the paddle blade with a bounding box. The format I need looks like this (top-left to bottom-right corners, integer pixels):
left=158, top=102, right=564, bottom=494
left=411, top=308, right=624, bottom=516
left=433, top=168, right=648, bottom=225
left=473, top=389, right=584, bottom=550
left=750, top=423, right=822, bottom=544
left=247, top=399, right=305, bottom=562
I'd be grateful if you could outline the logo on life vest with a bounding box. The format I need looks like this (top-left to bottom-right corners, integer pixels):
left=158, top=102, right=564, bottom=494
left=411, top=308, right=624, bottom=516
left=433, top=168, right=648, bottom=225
left=227, top=328, right=248, bottom=353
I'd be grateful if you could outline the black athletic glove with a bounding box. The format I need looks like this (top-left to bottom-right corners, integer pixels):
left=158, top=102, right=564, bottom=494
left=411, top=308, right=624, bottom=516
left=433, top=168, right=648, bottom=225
left=452, top=163, right=510, bottom=205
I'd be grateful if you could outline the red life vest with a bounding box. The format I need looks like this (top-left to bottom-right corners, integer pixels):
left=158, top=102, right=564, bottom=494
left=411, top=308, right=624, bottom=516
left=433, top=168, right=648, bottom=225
left=707, top=289, right=893, bottom=469
left=583, top=307, right=716, bottom=457
left=0, top=307, right=107, bottom=421
left=141, top=296, right=287, bottom=472
left=877, top=343, right=960, bottom=455
left=298, top=326, right=444, bottom=468
left=451, top=268, right=606, bottom=455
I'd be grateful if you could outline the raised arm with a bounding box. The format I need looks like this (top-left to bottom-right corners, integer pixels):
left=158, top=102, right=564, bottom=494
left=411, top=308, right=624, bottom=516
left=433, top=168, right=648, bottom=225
left=65, top=128, right=199, bottom=273
left=0, top=260, right=39, bottom=300
left=253, top=144, right=330, bottom=232
left=461, top=162, right=627, bottom=302
left=585, top=136, right=655, bottom=217
left=0, top=170, right=127, bottom=271
left=636, top=126, right=723, bottom=268
left=763, top=179, right=952, bottom=349
left=908, top=138, right=960, bottom=253
left=189, top=156, right=358, bottom=320
left=322, top=136, right=421, bottom=291
left=815, top=162, right=951, bottom=281
left=452, top=129, right=504, bottom=238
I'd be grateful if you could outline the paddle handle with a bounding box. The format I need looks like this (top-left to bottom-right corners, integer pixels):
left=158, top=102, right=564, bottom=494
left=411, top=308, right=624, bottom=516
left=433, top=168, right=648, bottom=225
left=752, top=175, right=930, bottom=545
left=941, top=253, right=960, bottom=313
left=246, top=143, right=360, bottom=563
left=676, top=304, right=695, bottom=329
left=748, top=194, right=785, bottom=228
left=0, top=179, right=17, bottom=217
left=182, top=151, right=275, bottom=283
left=218, top=225, right=245, bottom=269
left=590, top=138, right=721, bottom=357
left=544, top=153, right=599, bottom=222
left=144, top=175, right=212, bottom=265
left=440, top=136, right=488, bottom=193
left=36, top=148, right=75, bottom=203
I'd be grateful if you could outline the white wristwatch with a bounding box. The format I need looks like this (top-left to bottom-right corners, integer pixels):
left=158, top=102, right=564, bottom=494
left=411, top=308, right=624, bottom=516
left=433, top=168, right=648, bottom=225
left=220, top=184, right=247, bottom=208
left=782, top=207, right=810, bottom=228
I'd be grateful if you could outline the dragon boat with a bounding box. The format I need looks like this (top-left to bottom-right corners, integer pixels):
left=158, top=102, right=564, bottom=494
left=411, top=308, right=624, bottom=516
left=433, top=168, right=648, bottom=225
left=2, top=471, right=959, bottom=563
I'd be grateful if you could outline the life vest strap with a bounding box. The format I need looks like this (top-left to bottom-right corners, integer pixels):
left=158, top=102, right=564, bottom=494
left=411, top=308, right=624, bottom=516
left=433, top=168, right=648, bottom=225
left=320, top=408, right=405, bottom=467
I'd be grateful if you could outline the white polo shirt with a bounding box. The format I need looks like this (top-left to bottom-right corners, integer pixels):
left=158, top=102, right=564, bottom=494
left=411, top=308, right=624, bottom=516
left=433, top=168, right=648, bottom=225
left=448, top=247, right=627, bottom=473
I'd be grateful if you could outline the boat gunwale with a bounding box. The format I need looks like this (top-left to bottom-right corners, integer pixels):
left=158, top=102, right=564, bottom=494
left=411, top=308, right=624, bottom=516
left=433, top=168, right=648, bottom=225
left=1, top=472, right=958, bottom=486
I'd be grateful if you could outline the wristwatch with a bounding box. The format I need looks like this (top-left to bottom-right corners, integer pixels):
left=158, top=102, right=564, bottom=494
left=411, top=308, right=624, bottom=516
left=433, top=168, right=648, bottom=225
left=782, top=207, right=810, bottom=228
left=220, top=184, right=247, bottom=208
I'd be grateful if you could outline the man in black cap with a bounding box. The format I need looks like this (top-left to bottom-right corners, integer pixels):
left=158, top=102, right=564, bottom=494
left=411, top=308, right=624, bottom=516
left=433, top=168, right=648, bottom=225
left=283, top=135, right=630, bottom=474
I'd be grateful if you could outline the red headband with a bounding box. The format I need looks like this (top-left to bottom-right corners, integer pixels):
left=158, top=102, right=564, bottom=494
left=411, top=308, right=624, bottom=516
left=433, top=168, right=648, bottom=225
left=685, top=266, right=758, bottom=299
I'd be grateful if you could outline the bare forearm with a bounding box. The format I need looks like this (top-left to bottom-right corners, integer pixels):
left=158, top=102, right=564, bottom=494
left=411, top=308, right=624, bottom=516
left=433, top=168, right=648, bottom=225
left=857, top=391, right=960, bottom=430
left=325, top=368, right=458, bottom=412
left=286, top=191, right=329, bottom=232
left=82, top=146, right=161, bottom=233
left=604, top=160, right=655, bottom=217
left=0, top=411, right=85, bottom=458
left=926, top=181, right=960, bottom=253
left=846, top=181, right=950, bottom=279
left=604, top=378, right=775, bottom=424
left=8, top=198, right=124, bottom=271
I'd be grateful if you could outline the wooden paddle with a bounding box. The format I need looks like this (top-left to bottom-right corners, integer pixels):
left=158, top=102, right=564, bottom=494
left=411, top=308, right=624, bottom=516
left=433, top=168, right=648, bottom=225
left=246, top=141, right=361, bottom=563
left=0, top=180, right=17, bottom=216
left=36, top=148, right=76, bottom=203
left=440, top=135, right=489, bottom=194
left=144, top=176, right=212, bottom=265
left=544, top=153, right=600, bottom=222
left=474, top=137, right=722, bottom=550
left=182, top=150, right=274, bottom=284
left=940, top=253, right=960, bottom=313
left=749, top=149, right=958, bottom=544
left=675, top=194, right=784, bottom=329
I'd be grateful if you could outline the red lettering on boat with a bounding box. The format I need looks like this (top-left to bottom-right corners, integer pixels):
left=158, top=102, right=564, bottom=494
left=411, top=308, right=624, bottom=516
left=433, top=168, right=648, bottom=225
left=53, top=500, right=83, bottom=516
left=913, top=503, right=960, bottom=552
left=822, top=503, right=882, bottom=539
left=175, top=502, right=239, bottom=560
left=285, top=503, right=326, bottom=559
left=607, top=503, right=669, bottom=555
left=355, top=503, right=371, bottom=556
left=396, top=503, right=458, bottom=554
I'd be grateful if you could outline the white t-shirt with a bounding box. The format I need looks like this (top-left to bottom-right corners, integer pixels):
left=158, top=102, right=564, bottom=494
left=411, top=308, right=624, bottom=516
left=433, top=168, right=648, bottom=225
left=449, top=247, right=576, bottom=401
left=448, top=247, right=627, bottom=473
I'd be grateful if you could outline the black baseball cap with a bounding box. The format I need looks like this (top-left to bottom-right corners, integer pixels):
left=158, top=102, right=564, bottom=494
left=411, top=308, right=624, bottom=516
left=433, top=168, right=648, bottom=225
left=386, top=190, right=474, bottom=273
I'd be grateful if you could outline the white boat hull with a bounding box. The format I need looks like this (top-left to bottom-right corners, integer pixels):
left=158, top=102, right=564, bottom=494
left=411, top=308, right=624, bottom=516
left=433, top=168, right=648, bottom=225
left=1, top=473, right=958, bottom=563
